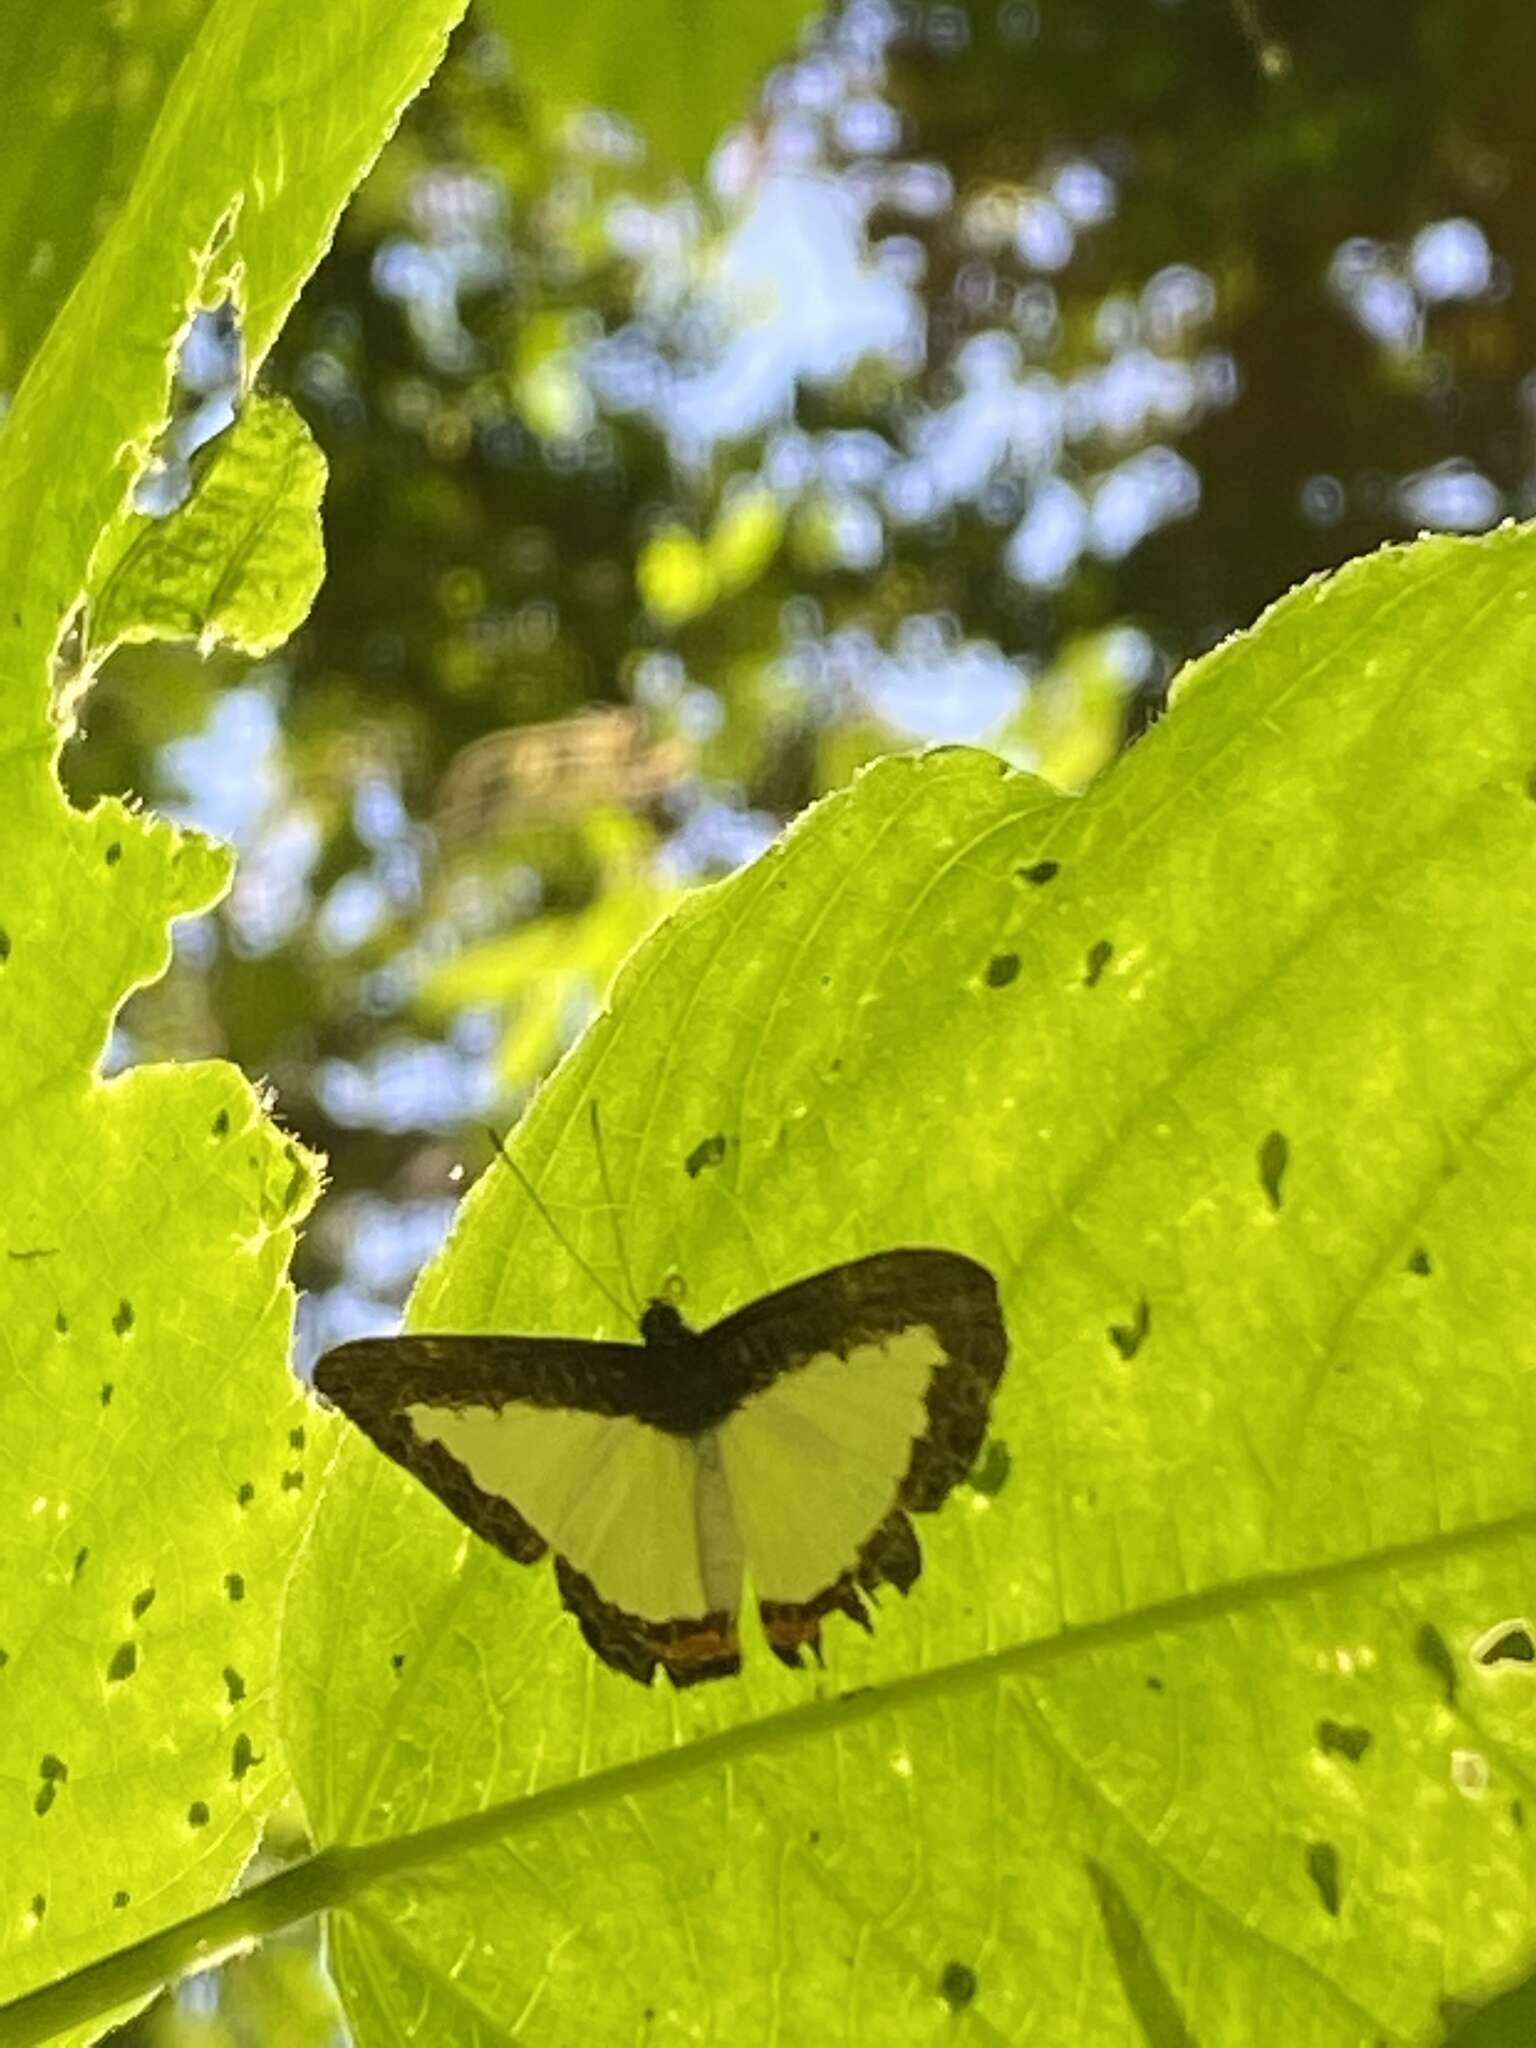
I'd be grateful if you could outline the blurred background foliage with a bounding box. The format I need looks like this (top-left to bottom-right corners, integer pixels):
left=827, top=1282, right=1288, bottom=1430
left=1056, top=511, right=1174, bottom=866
left=23, top=0, right=1532, bottom=2038
left=61, top=0, right=1536, bottom=1369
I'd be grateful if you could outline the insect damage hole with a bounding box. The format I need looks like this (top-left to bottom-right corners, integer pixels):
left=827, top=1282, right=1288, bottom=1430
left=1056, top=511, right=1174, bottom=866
left=1472, top=1619, right=1536, bottom=1667
left=1108, top=1297, right=1150, bottom=1361
left=1315, top=1719, right=1372, bottom=1763
left=938, top=1961, right=979, bottom=2012
left=112, top=1299, right=134, bottom=1337
left=985, top=951, right=1021, bottom=989
left=1305, top=1841, right=1341, bottom=1917
left=106, top=1642, right=137, bottom=1683
left=1018, top=859, right=1059, bottom=886
left=684, top=1133, right=727, bottom=1178
left=1258, top=1130, right=1288, bottom=1211
left=1083, top=939, right=1114, bottom=988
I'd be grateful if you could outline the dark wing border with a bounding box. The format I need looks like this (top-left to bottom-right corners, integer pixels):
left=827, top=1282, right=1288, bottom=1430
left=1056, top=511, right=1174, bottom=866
left=704, top=1246, right=1008, bottom=1508
left=312, top=1332, right=656, bottom=1567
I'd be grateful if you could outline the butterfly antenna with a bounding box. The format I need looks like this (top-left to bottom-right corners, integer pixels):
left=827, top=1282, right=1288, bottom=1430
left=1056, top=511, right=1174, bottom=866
left=588, top=1100, right=642, bottom=1319
left=483, top=1126, right=637, bottom=1330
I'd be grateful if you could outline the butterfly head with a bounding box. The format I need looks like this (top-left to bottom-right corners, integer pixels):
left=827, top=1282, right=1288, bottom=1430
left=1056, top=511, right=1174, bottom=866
left=638, top=1298, right=692, bottom=1347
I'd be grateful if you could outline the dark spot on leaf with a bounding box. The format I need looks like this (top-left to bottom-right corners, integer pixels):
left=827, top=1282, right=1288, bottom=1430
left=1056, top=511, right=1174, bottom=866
left=1305, top=1841, right=1341, bottom=1917
left=985, top=951, right=1021, bottom=988
left=131, top=1587, right=155, bottom=1621
left=231, top=1733, right=260, bottom=1781
left=113, top=1891, right=130, bottom=1909
left=808, top=1829, right=821, bottom=1845
left=0, top=930, right=10, bottom=964
left=1146, top=1675, right=1165, bottom=1692
left=107, top=1642, right=137, bottom=1682
left=187, top=1802, right=209, bottom=1828
left=211, top=1109, right=229, bottom=1137
left=1316, top=1719, right=1372, bottom=1763
left=0, top=1648, right=8, bottom=1668
left=225, top=1573, right=245, bottom=1603
left=1406, top=1246, right=1432, bottom=1276
left=1109, top=1296, right=1151, bottom=1361
left=223, top=1667, right=246, bottom=1705
left=34, top=1783, right=56, bottom=1817
left=1018, top=859, right=1059, bottom=885
left=237, top=1481, right=254, bottom=1506
left=289, top=1426, right=305, bottom=1451
left=31, top=1894, right=45, bottom=1921
left=55, top=1312, right=68, bottom=1335
left=112, top=1299, right=134, bottom=1336
left=1513, top=1800, right=1526, bottom=1829
left=1083, top=939, right=1113, bottom=987
left=967, top=1438, right=1011, bottom=1496
left=282, top=1469, right=304, bottom=1491
left=391, top=1652, right=406, bottom=1673
left=684, top=1133, right=726, bottom=1178
left=938, top=1961, right=978, bottom=2011
left=39, top=1755, right=65, bottom=1781
left=1258, top=1130, right=1288, bottom=1211
left=1475, top=1623, right=1536, bottom=1666
left=643, top=2009, right=655, bottom=2024
left=72, top=1547, right=88, bottom=1580
left=1416, top=1621, right=1457, bottom=1705
left=104, top=842, right=122, bottom=866
left=99, top=1383, right=113, bottom=1406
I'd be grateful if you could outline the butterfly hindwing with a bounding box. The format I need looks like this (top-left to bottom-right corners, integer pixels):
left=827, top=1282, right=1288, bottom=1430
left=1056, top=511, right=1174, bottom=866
left=705, top=1248, right=1007, bottom=1666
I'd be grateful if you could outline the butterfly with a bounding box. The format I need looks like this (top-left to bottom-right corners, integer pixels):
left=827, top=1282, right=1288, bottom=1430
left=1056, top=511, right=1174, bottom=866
left=313, top=1143, right=1007, bottom=1687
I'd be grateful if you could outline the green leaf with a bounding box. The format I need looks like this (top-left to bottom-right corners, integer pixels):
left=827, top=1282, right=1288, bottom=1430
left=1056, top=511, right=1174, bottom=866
left=280, top=524, right=1536, bottom=2043
left=85, top=394, right=327, bottom=664
left=485, top=0, right=823, bottom=177
left=0, top=0, right=467, bottom=2032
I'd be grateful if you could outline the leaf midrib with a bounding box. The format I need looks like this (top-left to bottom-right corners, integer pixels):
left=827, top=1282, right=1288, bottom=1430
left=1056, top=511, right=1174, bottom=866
left=7, top=1496, right=1536, bottom=2048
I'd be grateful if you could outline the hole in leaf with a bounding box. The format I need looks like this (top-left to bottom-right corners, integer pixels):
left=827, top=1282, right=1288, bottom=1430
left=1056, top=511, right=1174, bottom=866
left=289, top=1426, right=305, bottom=1451
left=282, top=1469, right=304, bottom=1491
left=231, top=1733, right=260, bottom=1781
left=1108, top=1297, right=1150, bottom=1360
left=34, top=1783, right=57, bottom=1817
left=1316, top=1719, right=1372, bottom=1763
left=54, top=1312, right=68, bottom=1335
left=1305, top=1841, right=1341, bottom=1917
left=1083, top=939, right=1113, bottom=987
left=0, top=1648, right=9, bottom=1669
left=211, top=1109, right=229, bottom=1137
left=187, top=1801, right=209, bottom=1828
left=1018, top=859, right=1059, bottom=885
left=107, top=1642, right=137, bottom=1683
left=684, top=1133, right=727, bottom=1178
left=31, top=1894, right=45, bottom=1921
left=104, top=842, right=122, bottom=867
left=0, top=929, right=9, bottom=963
left=113, top=1890, right=130, bottom=1909
left=99, top=1383, right=113, bottom=1406
left=72, top=1547, right=88, bottom=1580
left=112, top=1299, right=134, bottom=1337
left=985, top=951, right=1020, bottom=988
left=131, top=1587, right=155, bottom=1621
left=1415, top=1621, right=1457, bottom=1705
left=938, top=1961, right=978, bottom=2011
left=967, top=1438, right=1012, bottom=1497
left=1472, top=1620, right=1536, bottom=1667
left=225, top=1573, right=245, bottom=1603
left=236, top=1481, right=254, bottom=1506
left=1514, top=1800, right=1526, bottom=1829
left=223, top=1667, right=246, bottom=1705
left=1406, top=1246, right=1432, bottom=1276
left=1145, top=1675, right=1165, bottom=1692
left=391, top=1652, right=407, bottom=1673
left=1258, top=1130, right=1288, bottom=1210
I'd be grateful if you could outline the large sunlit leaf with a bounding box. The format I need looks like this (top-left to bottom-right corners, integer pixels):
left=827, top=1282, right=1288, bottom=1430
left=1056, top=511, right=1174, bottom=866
left=283, top=524, right=1536, bottom=2043
left=0, top=0, right=467, bottom=2033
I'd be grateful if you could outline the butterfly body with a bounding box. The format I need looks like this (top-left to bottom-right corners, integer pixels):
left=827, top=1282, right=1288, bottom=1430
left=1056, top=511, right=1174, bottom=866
left=315, top=1246, right=1007, bottom=1687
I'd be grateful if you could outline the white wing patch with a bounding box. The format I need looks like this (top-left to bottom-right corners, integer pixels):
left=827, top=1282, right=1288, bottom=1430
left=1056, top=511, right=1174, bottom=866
left=716, top=1325, right=940, bottom=1603
left=405, top=1402, right=741, bottom=1622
